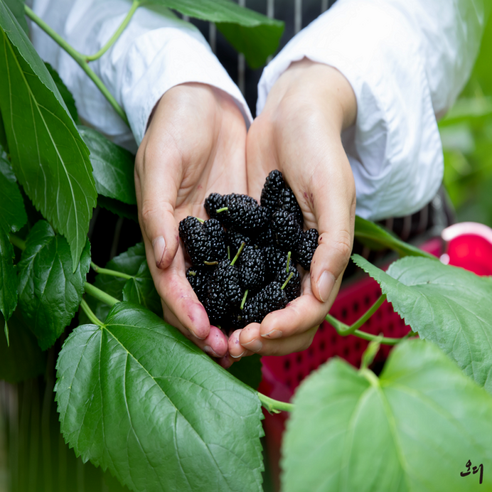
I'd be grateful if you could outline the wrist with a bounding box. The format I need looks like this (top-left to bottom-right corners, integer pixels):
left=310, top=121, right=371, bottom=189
left=263, top=58, right=357, bottom=133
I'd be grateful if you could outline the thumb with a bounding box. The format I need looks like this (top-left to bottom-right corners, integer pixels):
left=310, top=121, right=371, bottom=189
left=135, top=149, right=180, bottom=270
left=310, top=163, right=356, bottom=304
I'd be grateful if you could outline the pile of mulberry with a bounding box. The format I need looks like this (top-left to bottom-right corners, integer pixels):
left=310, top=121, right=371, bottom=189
left=179, top=170, right=320, bottom=334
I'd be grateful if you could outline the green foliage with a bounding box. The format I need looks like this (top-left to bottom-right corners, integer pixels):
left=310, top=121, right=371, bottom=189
left=227, top=354, right=263, bottom=390
left=0, top=1, right=97, bottom=270
left=0, top=310, right=46, bottom=382
left=78, top=125, right=137, bottom=205
left=353, top=254, right=492, bottom=394
left=0, top=151, right=27, bottom=234
left=56, top=303, right=265, bottom=492
left=17, top=221, right=91, bottom=350
left=98, top=195, right=138, bottom=222
left=45, top=61, right=79, bottom=122
left=4, top=0, right=27, bottom=35
left=282, top=340, right=492, bottom=492
left=80, top=243, right=159, bottom=324
left=149, top=0, right=284, bottom=68
left=354, top=216, right=435, bottom=259
left=440, top=13, right=492, bottom=226
left=0, top=230, right=17, bottom=336
left=122, top=261, right=163, bottom=316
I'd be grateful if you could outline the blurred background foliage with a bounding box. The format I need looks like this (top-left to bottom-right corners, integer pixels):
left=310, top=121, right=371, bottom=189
left=440, top=13, right=492, bottom=226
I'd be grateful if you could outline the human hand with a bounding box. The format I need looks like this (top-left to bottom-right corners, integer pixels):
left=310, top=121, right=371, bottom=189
left=229, top=60, right=357, bottom=358
left=135, top=83, right=247, bottom=367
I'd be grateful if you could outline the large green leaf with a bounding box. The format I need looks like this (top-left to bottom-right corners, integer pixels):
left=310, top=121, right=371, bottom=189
left=78, top=126, right=137, bottom=205
left=0, top=310, right=46, bottom=383
left=80, top=242, right=146, bottom=324
left=150, top=0, right=284, bottom=68
left=45, top=62, right=79, bottom=122
left=56, top=303, right=264, bottom=492
left=282, top=340, right=492, bottom=492
left=0, top=110, right=7, bottom=151
left=17, top=220, right=91, bottom=350
left=228, top=354, right=262, bottom=390
left=98, top=195, right=138, bottom=222
left=0, top=1, right=97, bottom=269
left=0, top=152, right=26, bottom=233
left=354, top=215, right=435, bottom=259
left=4, top=0, right=27, bottom=34
left=122, top=261, right=162, bottom=316
left=0, top=229, right=17, bottom=337
left=353, top=254, right=492, bottom=394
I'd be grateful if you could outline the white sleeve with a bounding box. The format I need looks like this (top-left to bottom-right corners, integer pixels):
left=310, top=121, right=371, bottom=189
left=257, top=0, right=487, bottom=220
left=30, top=0, right=252, bottom=152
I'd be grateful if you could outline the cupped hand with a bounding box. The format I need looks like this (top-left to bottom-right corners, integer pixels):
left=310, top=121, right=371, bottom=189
left=135, top=83, right=248, bottom=366
left=229, top=60, right=357, bottom=358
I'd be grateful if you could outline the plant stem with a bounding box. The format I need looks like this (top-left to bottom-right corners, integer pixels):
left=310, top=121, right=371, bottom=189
left=80, top=299, right=104, bottom=327
left=90, top=261, right=133, bottom=280
left=325, top=294, right=386, bottom=335
left=216, top=207, right=228, bottom=213
left=84, top=282, right=119, bottom=307
left=258, top=393, right=294, bottom=414
left=9, top=234, right=26, bottom=251
left=352, top=330, right=403, bottom=346
left=240, top=290, right=248, bottom=310
left=286, top=251, right=291, bottom=273
left=24, top=6, right=129, bottom=126
left=84, top=0, right=140, bottom=61
left=230, top=242, right=245, bottom=266
left=281, top=271, right=294, bottom=290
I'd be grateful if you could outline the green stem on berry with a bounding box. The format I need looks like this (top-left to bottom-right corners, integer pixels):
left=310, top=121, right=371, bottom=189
left=216, top=207, right=228, bottom=213
left=195, top=217, right=205, bottom=224
left=227, top=246, right=231, bottom=261
left=230, top=242, right=245, bottom=266
left=188, top=271, right=196, bottom=276
left=240, top=290, right=248, bottom=310
left=281, top=271, right=294, bottom=290
left=286, top=251, right=291, bottom=273
left=258, top=392, right=294, bottom=414
left=204, top=261, right=218, bottom=266
left=90, top=261, right=133, bottom=280
left=80, top=299, right=104, bottom=327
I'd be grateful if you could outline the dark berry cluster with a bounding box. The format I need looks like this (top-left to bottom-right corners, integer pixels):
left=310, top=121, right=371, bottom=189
left=179, top=170, right=319, bottom=335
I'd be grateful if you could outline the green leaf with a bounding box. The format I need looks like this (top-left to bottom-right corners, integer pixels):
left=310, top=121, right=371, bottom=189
left=45, top=62, right=79, bottom=122
left=80, top=242, right=146, bottom=325
left=282, top=340, right=492, bottom=492
left=353, top=254, right=492, bottom=394
left=0, top=229, right=17, bottom=335
left=0, top=310, right=46, bottom=383
left=216, top=22, right=282, bottom=70
left=17, top=220, right=91, bottom=350
left=78, top=126, right=137, bottom=205
left=122, top=261, right=162, bottom=316
left=0, top=110, right=8, bottom=151
left=56, top=303, right=264, bottom=492
left=0, top=152, right=26, bottom=234
left=4, top=0, right=27, bottom=35
left=228, top=354, right=263, bottom=390
left=354, top=215, right=435, bottom=259
left=0, top=2, right=97, bottom=269
left=149, top=0, right=284, bottom=68
left=98, top=195, right=138, bottom=223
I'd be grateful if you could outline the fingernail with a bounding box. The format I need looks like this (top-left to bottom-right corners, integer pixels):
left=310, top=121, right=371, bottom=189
left=231, top=351, right=245, bottom=359
left=242, top=339, right=263, bottom=352
left=318, top=271, right=335, bottom=302
left=203, top=346, right=220, bottom=357
left=153, top=236, right=166, bottom=268
left=262, top=329, right=282, bottom=339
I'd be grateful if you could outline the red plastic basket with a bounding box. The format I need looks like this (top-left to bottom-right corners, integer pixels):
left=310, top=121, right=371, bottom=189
left=259, top=225, right=492, bottom=490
